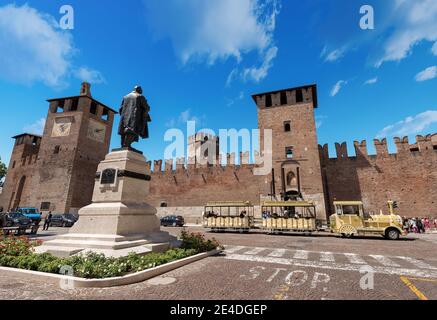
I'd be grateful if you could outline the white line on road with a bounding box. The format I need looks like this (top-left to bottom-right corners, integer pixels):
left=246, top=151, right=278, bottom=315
left=293, top=250, right=309, bottom=260
left=267, top=249, right=286, bottom=257
left=369, top=255, right=400, bottom=267
left=244, top=247, right=266, bottom=255
left=225, top=246, right=245, bottom=254
left=319, top=252, right=335, bottom=262
left=344, top=253, right=367, bottom=264
left=397, top=256, right=437, bottom=270
left=224, top=254, right=437, bottom=279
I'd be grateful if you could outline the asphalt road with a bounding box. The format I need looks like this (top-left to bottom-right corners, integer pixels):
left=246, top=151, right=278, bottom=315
left=1, top=227, right=437, bottom=300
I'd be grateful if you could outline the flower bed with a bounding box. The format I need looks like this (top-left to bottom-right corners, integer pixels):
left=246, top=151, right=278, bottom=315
left=0, top=230, right=222, bottom=279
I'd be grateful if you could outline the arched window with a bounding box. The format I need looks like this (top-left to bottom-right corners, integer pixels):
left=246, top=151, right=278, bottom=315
left=286, top=171, right=296, bottom=186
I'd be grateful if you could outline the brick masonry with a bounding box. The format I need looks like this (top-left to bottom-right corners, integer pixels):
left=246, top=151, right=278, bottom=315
left=1, top=83, right=436, bottom=222
left=0, top=83, right=115, bottom=215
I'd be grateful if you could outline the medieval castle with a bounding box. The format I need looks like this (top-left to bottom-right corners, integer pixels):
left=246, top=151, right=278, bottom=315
left=1, top=83, right=436, bottom=222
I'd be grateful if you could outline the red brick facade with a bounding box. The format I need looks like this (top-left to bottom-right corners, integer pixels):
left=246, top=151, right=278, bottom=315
left=0, top=83, right=115, bottom=214
left=1, top=83, right=436, bottom=220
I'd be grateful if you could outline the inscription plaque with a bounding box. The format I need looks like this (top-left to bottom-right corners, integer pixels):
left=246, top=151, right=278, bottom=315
left=100, top=168, right=117, bottom=185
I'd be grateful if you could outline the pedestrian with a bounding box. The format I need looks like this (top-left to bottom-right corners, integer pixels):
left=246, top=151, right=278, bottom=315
left=424, top=217, right=430, bottom=230
left=43, top=211, right=53, bottom=231
left=403, top=217, right=409, bottom=233
left=410, top=218, right=417, bottom=233
left=416, top=218, right=423, bottom=234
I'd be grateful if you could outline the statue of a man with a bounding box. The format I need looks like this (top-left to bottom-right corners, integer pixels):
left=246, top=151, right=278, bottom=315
left=118, top=86, right=151, bottom=149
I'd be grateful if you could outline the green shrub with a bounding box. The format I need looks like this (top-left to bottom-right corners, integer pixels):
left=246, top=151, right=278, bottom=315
left=0, top=229, right=221, bottom=279
left=180, top=230, right=223, bottom=253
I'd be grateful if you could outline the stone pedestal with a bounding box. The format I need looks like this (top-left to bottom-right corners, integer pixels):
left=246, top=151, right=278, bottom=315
left=35, top=149, right=176, bottom=258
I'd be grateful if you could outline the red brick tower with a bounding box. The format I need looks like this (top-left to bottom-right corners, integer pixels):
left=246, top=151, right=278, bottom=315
left=252, top=84, right=327, bottom=219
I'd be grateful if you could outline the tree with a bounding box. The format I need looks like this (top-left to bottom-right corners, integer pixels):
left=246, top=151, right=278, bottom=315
left=0, top=157, right=7, bottom=186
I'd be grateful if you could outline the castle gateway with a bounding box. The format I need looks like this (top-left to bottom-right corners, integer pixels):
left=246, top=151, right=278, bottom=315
left=1, top=83, right=436, bottom=221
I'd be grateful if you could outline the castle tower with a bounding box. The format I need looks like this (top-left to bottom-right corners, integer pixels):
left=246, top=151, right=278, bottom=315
left=0, top=134, right=41, bottom=211
left=252, top=84, right=327, bottom=219
left=29, top=82, right=116, bottom=214
left=187, top=132, right=220, bottom=167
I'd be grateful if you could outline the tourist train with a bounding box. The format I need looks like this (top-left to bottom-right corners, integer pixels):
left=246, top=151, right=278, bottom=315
left=202, top=200, right=405, bottom=240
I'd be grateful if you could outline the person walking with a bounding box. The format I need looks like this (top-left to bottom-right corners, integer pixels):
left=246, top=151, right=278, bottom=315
left=43, top=211, right=53, bottom=231
left=416, top=218, right=423, bottom=234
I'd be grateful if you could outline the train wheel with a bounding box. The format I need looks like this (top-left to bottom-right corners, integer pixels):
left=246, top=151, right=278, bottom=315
left=385, top=228, right=400, bottom=240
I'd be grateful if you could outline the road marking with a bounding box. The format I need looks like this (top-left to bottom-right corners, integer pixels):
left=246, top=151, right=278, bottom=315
left=224, top=254, right=437, bottom=279
left=397, top=256, right=437, bottom=270
left=344, top=253, right=367, bottom=264
left=244, top=247, right=266, bottom=255
left=268, top=249, right=286, bottom=258
left=406, top=277, right=437, bottom=283
left=370, top=255, right=400, bottom=267
left=400, top=276, right=429, bottom=300
left=319, top=252, right=335, bottom=262
left=293, top=250, right=309, bottom=260
left=225, top=246, right=245, bottom=254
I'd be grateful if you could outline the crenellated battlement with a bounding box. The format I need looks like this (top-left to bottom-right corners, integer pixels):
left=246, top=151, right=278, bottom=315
left=149, top=152, right=259, bottom=173
left=319, top=134, right=437, bottom=161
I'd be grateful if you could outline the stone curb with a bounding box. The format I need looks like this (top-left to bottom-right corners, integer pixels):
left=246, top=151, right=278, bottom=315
left=0, top=249, right=220, bottom=289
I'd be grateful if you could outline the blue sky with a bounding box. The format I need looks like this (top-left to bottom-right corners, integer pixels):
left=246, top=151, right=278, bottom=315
left=1, top=0, right=437, bottom=166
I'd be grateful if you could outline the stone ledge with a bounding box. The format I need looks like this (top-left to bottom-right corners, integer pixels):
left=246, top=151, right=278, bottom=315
left=0, top=249, right=220, bottom=289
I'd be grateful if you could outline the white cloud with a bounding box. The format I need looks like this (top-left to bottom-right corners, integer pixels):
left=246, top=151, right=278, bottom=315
left=145, top=0, right=280, bottom=84
left=321, top=46, right=347, bottom=62
left=74, top=67, right=106, bottom=84
left=0, top=4, right=74, bottom=87
left=376, top=110, right=437, bottom=138
left=376, top=0, right=437, bottom=67
left=330, top=80, right=347, bottom=97
left=432, top=42, right=437, bottom=55
left=415, top=66, right=437, bottom=82
left=0, top=4, right=104, bottom=88
left=23, top=118, right=46, bottom=136
left=241, top=46, right=278, bottom=82
left=166, top=109, right=206, bottom=128
left=226, top=91, right=245, bottom=107
left=364, top=77, right=378, bottom=85
left=315, top=115, right=327, bottom=129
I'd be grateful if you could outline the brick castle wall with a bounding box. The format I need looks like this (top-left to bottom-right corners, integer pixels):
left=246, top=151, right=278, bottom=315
left=320, top=134, right=437, bottom=218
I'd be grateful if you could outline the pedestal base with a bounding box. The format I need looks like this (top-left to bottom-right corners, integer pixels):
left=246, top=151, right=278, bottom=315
left=34, top=233, right=174, bottom=258
left=36, top=149, right=179, bottom=258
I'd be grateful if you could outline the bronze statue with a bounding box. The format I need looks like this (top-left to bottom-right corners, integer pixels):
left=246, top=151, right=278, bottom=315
left=118, top=86, right=151, bottom=150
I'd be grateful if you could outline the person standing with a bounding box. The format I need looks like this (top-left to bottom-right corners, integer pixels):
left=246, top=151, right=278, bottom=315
left=43, top=211, right=53, bottom=231
left=416, top=218, right=423, bottom=234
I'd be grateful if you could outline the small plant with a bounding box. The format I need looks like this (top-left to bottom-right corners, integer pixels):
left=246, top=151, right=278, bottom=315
left=0, top=231, right=42, bottom=257
left=180, top=230, right=223, bottom=253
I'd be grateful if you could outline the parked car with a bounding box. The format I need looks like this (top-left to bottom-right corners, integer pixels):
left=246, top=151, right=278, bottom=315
left=0, top=213, right=32, bottom=234
left=49, top=214, right=77, bottom=227
left=160, top=215, right=185, bottom=227
left=14, top=207, right=42, bottom=223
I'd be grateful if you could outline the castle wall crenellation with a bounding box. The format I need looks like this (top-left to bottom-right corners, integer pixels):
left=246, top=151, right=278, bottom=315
left=319, top=134, right=437, bottom=161
left=149, top=151, right=259, bottom=173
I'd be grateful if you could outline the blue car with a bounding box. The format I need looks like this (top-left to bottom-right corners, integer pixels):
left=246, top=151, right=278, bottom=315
left=13, top=207, right=42, bottom=234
